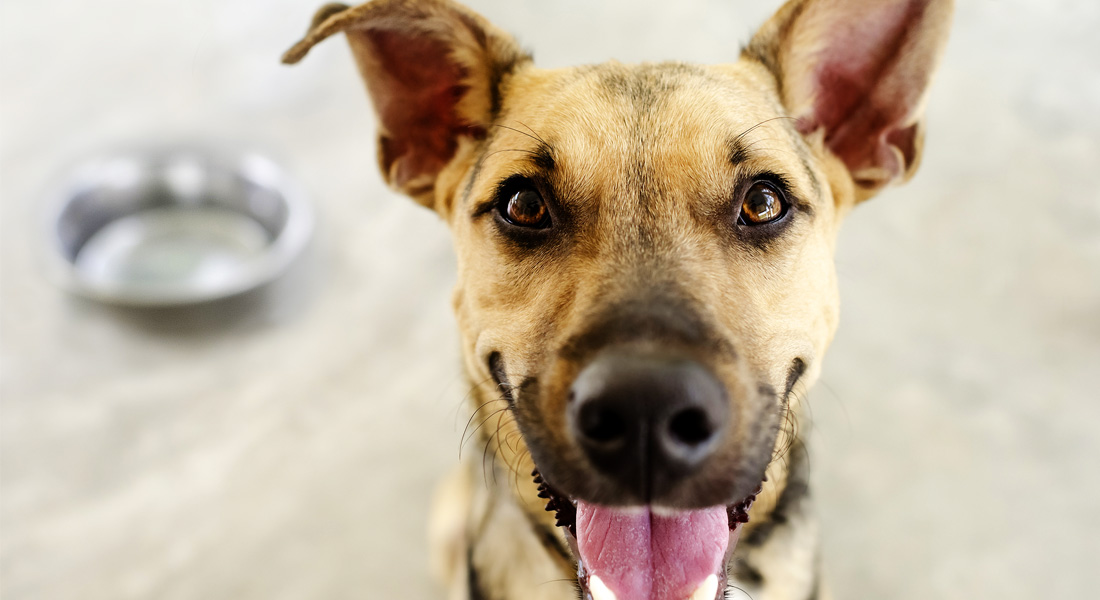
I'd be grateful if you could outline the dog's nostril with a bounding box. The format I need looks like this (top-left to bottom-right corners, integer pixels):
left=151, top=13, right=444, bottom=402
left=579, top=405, right=627, bottom=444
left=668, top=407, right=713, bottom=446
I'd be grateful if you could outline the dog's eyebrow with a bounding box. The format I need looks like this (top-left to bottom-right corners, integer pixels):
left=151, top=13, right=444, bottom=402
left=466, top=140, right=560, bottom=220
left=728, top=116, right=796, bottom=166
left=487, top=123, right=556, bottom=173
left=528, top=142, right=555, bottom=172
left=460, top=132, right=556, bottom=212
left=729, top=137, right=753, bottom=166
left=727, top=122, right=823, bottom=204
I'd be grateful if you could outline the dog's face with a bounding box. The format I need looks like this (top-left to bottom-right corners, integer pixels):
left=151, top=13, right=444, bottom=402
left=286, top=1, right=951, bottom=597
left=451, top=60, right=844, bottom=510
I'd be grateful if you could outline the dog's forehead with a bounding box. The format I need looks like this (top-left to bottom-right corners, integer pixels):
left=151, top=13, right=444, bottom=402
left=484, top=60, right=818, bottom=208
left=543, top=61, right=783, bottom=136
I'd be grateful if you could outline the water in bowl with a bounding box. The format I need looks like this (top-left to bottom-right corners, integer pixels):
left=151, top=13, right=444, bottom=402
left=74, top=205, right=272, bottom=301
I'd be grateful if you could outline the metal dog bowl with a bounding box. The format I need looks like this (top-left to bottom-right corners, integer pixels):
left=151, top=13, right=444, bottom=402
left=44, top=146, right=313, bottom=306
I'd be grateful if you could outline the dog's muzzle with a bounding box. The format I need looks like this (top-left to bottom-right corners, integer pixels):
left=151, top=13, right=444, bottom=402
left=526, top=349, right=761, bottom=600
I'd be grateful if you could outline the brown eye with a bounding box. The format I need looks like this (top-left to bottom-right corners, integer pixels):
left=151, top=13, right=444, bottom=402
left=739, top=181, right=786, bottom=225
left=502, top=188, right=550, bottom=229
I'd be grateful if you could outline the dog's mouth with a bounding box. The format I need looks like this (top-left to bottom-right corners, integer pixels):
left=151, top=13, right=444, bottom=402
left=534, top=470, right=759, bottom=600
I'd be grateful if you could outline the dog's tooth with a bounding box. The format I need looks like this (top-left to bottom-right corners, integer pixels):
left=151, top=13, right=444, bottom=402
left=689, top=574, right=719, bottom=600
left=588, top=575, right=616, bottom=600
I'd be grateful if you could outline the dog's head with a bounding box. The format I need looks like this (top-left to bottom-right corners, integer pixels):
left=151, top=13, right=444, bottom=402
left=286, top=1, right=951, bottom=597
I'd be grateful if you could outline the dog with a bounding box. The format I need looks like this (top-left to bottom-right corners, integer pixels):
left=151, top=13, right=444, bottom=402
left=283, top=1, right=952, bottom=598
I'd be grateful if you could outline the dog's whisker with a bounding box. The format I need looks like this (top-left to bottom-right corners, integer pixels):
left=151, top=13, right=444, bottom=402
left=501, top=434, right=529, bottom=495
left=458, top=368, right=538, bottom=460
left=493, top=419, right=524, bottom=487
left=459, top=396, right=508, bottom=450
left=772, top=385, right=804, bottom=465
left=437, top=370, right=478, bottom=419
left=453, top=374, right=497, bottom=430
left=507, top=437, right=528, bottom=475
left=481, top=408, right=511, bottom=486
left=497, top=427, right=518, bottom=456
left=463, top=402, right=509, bottom=441
left=733, top=116, right=798, bottom=146
left=492, top=122, right=544, bottom=146
left=509, top=447, right=532, bottom=497
left=726, top=583, right=754, bottom=598
left=460, top=405, right=511, bottom=460
left=483, top=148, right=541, bottom=163
left=782, top=402, right=801, bottom=461
left=537, top=578, right=582, bottom=588
left=734, top=134, right=807, bottom=163
left=481, top=435, right=496, bottom=487
left=514, top=121, right=549, bottom=146
left=796, top=435, right=812, bottom=478
left=796, top=382, right=816, bottom=432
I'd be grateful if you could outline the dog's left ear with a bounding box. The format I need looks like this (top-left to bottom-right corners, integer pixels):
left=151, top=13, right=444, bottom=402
left=283, top=0, right=531, bottom=210
left=747, top=0, right=953, bottom=201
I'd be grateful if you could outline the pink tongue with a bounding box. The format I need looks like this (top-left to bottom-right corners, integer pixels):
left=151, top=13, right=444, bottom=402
left=576, top=501, right=729, bottom=600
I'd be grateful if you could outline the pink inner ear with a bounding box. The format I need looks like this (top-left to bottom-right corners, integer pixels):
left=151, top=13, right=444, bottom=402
left=795, top=0, right=932, bottom=185
left=366, top=29, right=480, bottom=189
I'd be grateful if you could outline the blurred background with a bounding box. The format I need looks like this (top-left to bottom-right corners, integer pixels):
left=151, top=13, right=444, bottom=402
left=2, top=0, right=1098, bottom=599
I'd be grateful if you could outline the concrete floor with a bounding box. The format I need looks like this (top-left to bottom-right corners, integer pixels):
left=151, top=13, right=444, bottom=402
left=2, top=0, right=1098, bottom=599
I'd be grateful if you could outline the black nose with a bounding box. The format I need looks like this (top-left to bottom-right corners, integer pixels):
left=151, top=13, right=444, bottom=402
left=568, top=352, right=728, bottom=501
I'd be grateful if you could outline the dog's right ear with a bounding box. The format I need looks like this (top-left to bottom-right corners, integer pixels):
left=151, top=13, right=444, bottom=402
left=746, top=0, right=953, bottom=202
left=283, top=0, right=530, bottom=211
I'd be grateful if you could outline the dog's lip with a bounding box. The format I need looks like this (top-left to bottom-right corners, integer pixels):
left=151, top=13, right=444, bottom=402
left=534, top=469, right=760, bottom=600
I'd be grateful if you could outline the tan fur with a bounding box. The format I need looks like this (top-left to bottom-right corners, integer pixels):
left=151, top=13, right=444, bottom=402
left=284, top=1, right=953, bottom=598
